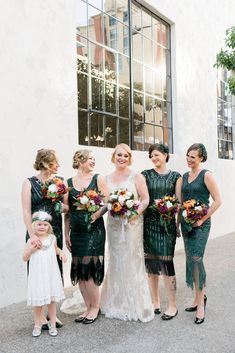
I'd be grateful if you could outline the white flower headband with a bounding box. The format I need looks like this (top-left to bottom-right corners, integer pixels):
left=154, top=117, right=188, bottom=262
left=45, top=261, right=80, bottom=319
left=32, top=211, right=52, bottom=223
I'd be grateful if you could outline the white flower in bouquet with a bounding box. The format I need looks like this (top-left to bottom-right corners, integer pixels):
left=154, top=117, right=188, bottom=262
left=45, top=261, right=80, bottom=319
left=126, top=210, right=132, bottom=217
left=80, top=195, right=89, bottom=205
left=48, top=184, right=58, bottom=193
left=118, top=195, right=126, bottom=205
left=109, top=194, right=118, bottom=201
left=107, top=203, right=112, bottom=211
left=166, top=201, right=173, bottom=209
left=126, top=199, right=134, bottom=209
left=126, top=191, right=133, bottom=199
left=195, top=206, right=202, bottom=211
left=182, top=210, right=187, bottom=218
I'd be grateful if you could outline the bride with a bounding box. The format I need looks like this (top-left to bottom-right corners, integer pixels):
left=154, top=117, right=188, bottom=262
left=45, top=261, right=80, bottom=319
left=100, top=144, right=154, bottom=322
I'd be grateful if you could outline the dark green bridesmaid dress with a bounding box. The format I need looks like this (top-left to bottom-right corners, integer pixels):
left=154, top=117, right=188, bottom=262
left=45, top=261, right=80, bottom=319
left=67, top=174, right=106, bottom=286
left=141, top=169, right=181, bottom=276
left=26, top=176, right=63, bottom=276
left=181, top=169, right=211, bottom=289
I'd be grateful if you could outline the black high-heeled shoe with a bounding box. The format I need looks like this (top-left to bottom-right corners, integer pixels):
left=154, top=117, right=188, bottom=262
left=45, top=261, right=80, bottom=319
left=185, top=294, right=207, bottom=312
left=194, top=317, right=205, bottom=324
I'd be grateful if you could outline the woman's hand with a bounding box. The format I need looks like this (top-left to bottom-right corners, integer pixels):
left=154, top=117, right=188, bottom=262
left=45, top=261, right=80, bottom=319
left=59, top=250, right=67, bottom=263
left=65, top=235, right=71, bottom=252
left=30, top=235, right=42, bottom=248
left=29, top=241, right=38, bottom=253
left=61, top=203, right=69, bottom=213
left=193, top=219, right=204, bottom=227
left=128, top=213, right=139, bottom=224
left=176, top=226, right=181, bottom=238
left=90, top=210, right=100, bottom=223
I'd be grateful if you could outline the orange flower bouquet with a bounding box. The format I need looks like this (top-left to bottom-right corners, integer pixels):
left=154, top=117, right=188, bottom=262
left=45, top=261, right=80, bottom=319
left=73, top=190, right=104, bottom=231
left=73, top=190, right=104, bottom=213
left=181, top=199, right=208, bottom=232
left=41, top=177, right=69, bottom=214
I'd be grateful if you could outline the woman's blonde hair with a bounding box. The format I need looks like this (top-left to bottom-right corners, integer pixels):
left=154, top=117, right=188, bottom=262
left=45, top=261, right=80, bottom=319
left=72, top=149, right=92, bottom=169
left=33, top=149, right=58, bottom=171
left=111, top=143, right=132, bottom=165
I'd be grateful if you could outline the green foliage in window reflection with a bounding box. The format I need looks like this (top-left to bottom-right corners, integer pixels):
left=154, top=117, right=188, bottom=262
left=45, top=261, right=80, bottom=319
left=77, top=58, right=145, bottom=146
left=214, top=26, right=235, bottom=96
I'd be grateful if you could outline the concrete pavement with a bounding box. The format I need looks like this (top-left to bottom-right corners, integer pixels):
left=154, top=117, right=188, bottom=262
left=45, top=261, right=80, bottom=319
left=0, top=233, right=235, bottom=353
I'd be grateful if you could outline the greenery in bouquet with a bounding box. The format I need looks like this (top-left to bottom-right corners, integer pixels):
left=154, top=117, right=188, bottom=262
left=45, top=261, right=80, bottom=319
left=151, top=195, right=179, bottom=237
left=41, top=177, right=69, bottom=214
left=181, top=199, right=208, bottom=232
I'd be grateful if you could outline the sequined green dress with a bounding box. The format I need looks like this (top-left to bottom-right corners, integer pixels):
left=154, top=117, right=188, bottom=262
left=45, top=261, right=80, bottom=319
left=181, top=169, right=211, bottom=289
left=141, top=169, right=181, bottom=276
left=26, top=176, right=63, bottom=276
left=67, top=174, right=105, bottom=286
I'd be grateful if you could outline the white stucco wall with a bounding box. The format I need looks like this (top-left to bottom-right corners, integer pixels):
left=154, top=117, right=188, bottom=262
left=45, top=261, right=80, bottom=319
left=0, top=0, right=234, bottom=308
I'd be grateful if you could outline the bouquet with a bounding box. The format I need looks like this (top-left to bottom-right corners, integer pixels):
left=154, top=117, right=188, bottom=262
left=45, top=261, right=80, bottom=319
left=107, top=189, right=140, bottom=219
left=41, top=177, right=68, bottom=214
left=181, top=199, right=208, bottom=232
left=151, top=196, right=179, bottom=237
left=73, top=189, right=104, bottom=231
left=73, top=189, right=104, bottom=212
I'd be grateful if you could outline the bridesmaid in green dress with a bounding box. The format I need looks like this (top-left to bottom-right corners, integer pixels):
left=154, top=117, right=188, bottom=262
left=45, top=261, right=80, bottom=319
left=21, top=148, right=67, bottom=328
left=64, top=150, right=108, bottom=325
left=142, top=143, right=182, bottom=320
left=181, top=143, right=221, bottom=324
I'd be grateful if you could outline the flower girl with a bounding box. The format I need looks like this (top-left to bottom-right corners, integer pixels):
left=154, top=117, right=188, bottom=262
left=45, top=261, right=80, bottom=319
left=23, top=211, right=66, bottom=337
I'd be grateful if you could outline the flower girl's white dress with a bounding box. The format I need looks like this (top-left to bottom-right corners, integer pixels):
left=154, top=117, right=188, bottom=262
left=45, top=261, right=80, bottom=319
left=100, top=171, right=154, bottom=322
left=27, top=235, right=65, bottom=306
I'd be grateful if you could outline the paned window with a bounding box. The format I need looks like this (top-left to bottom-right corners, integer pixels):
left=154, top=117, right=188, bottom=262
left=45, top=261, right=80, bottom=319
left=76, top=0, right=172, bottom=150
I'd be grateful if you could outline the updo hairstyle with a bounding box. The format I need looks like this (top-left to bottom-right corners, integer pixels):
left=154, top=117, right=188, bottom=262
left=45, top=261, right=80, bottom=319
left=33, top=149, right=57, bottom=171
left=111, top=143, right=133, bottom=165
left=187, top=143, right=207, bottom=162
left=148, top=143, right=170, bottom=162
left=72, top=149, right=92, bottom=169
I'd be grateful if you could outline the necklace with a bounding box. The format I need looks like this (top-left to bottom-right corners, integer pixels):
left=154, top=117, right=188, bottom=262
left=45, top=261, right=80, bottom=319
left=41, top=235, right=53, bottom=250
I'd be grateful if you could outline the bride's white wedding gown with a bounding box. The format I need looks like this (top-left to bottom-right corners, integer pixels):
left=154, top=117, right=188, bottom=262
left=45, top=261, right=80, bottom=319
left=100, top=171, right=154, bottom=322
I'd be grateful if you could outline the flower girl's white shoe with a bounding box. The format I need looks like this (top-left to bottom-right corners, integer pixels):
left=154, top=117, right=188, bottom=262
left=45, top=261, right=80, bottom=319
left=32, top=326, right=41, bottom=337
left=48, top=323, right=58, bottom=337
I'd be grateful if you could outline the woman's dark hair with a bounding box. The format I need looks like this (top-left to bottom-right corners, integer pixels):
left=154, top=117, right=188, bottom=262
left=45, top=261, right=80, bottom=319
left=148, top=143, right=170, bottom=162
left=187, top=143, right=207, bottom=162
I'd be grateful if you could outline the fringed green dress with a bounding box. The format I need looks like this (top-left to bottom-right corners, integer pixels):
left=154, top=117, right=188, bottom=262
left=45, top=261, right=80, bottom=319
left=142, top=169, right=181, bottom=276
left=67, top=174, right=105, bottom=286
left=181, top=169, right=211, bottom=290
left=26, top=176, right=63, bottom=277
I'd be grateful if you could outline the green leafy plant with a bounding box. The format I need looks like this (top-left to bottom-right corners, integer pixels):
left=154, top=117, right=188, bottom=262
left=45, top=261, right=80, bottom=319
left=214, top=26, right=235, bottom=95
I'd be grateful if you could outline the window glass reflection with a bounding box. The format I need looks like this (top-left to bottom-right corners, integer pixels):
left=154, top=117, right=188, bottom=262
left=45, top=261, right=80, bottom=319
left=76, top=0, right=87, bottom=37
left=90, top=42, right=103, bottom=78
left=119, top=118, right=129, bottom=144
left=77, top=73, right=88, bottom=109
left=133, top=91, right=144, bottom=121
left=119, top=87, right=130, bottom=118
left=92, top=78, right=104, bottom=110
left=133, top=60, right=143, bottom=91
left=105, top=49, right=116, bottom=82
left=118, top=54, right=130, bottom=87
left=104, top=0, right=116, bottom=16
left=105, top=116, right=117, bottom=147
left=88, top=0, right=103, bottom=11
left=88, top=5, right=103, bottom=44
left=105, top=82, right=116, bottom=113
left=90, top=112, right=105, bottom=147
left=78, top=111, right=89, bottom=146
left=77, top=37, right=88, bottom=73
